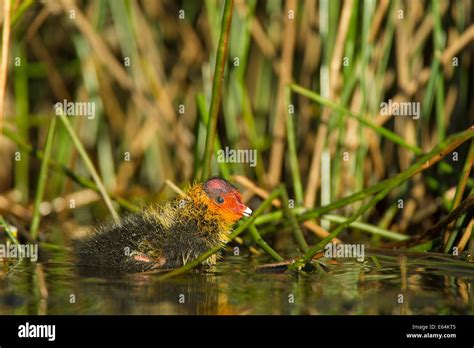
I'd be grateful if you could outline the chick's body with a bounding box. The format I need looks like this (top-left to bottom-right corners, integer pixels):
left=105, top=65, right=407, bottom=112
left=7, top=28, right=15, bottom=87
left=74, top=178, right=251, bottom=273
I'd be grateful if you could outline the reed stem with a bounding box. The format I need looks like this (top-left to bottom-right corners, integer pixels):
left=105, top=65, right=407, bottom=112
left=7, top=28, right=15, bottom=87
left=201, top=0, right=234, bottom=180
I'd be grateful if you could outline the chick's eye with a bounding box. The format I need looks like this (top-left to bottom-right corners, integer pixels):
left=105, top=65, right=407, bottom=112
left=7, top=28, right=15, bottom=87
left=215, top=196, right=224, bottom=204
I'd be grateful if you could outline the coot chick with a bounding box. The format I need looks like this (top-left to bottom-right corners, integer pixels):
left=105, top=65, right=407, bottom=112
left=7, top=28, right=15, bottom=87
left=73, top=177, right=252, bottom=273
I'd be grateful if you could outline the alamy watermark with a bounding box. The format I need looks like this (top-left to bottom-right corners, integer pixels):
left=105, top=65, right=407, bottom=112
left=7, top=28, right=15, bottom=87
left=54, top=99, right=96, bottom=119
left=324, top=243, right=365, bottom=262
left=18, top=322, right=55, bottom=341
left=0, top=242, right=38, bottom=262
left=217, top=147, right=257, bottom=167
left=380, top=99, right=420, bottom=120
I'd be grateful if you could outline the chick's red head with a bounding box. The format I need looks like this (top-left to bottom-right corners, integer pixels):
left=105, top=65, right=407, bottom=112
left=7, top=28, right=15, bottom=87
left=201, top=177, right=252, bottom=224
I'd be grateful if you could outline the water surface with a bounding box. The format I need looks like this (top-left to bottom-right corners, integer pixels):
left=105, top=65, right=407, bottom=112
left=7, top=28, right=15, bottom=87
left=1, top=249, right=473, bottom=315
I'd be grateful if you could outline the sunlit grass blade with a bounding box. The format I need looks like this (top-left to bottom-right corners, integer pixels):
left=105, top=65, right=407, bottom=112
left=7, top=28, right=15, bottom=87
left=58, top=114, right=119, bottom=222
left=2, top=126, right=139, bottom=212
left=30, top=117, right=57, bottom=240
left=0, top=215, right=20, bottom=246
left=291, top=83, right=423, bottom=155
left=248, top=225, right=283, bottom=261
left=285, top=88, right=304, bottom=206
left=280, top=186, right=308, bottom=252
left=322, top=214, right=409, bottom=241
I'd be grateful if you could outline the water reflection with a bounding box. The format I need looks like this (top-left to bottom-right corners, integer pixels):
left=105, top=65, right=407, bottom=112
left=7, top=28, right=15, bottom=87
left=1, top=251, right=473, bottom=315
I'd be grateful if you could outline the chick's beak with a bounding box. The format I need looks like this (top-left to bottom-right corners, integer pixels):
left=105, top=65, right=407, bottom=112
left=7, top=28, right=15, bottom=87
left=243, top=206, right=252, bottom=217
